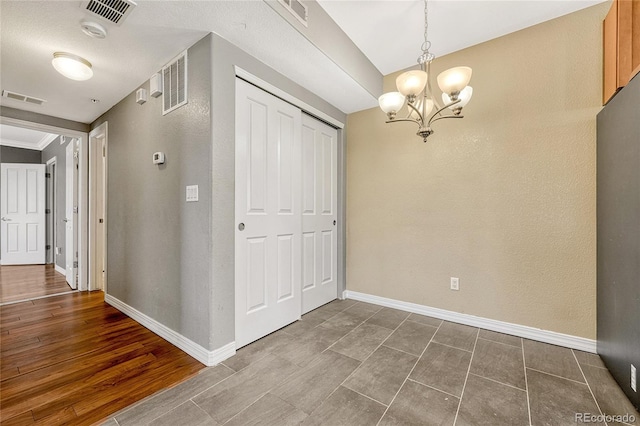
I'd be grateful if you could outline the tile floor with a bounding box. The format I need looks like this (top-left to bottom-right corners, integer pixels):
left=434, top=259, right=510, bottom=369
left=103, top=299, right=639, bottom=426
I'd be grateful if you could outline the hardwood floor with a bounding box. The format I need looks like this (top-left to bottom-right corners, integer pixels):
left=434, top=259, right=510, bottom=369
left=0, top=265, right=72, bottom=304
left=0, top=291, right=205, bottom=425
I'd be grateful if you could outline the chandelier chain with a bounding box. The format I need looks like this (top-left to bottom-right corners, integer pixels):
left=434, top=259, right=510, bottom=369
left=421, top=0, right=431, bottom=53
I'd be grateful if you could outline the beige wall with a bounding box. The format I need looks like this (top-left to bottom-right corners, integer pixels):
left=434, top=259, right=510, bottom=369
left=346, top=4, right=609, bottom=339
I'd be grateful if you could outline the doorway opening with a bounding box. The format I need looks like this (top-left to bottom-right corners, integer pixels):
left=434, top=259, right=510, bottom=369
left=0, top=118, right=88, bottom=304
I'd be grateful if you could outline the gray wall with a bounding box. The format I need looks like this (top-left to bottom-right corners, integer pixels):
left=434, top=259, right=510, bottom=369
left=0, top=146, right=41, bottom=164
left=208, top=33, right=347, bottom=349
left=41, top=136, right=69, bottom=270
left=597, top=74, right=640, bottom=410
left=89, top=32, right=347, bottom=353
left=91, top=35, right=213, bottom=349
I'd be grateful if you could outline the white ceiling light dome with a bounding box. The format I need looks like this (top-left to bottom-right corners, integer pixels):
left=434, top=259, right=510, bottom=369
left=52, top=52, right=93, bottom=81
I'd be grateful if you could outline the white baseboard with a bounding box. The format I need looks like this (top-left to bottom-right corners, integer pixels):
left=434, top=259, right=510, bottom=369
left=104, top=294, right=236, bottom=366
left=343, top=290, right=597, bottom=353
left=55, top=264, right=66, bottom=275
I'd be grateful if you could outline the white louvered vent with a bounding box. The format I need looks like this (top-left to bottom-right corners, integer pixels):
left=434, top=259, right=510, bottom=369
left=81, top=0, right=137, bottom=26
left=1, top=90, right=46, bottom=106
left=278, top=0, right=308, bottom=26
left=162, top=51, right=188, bottom=115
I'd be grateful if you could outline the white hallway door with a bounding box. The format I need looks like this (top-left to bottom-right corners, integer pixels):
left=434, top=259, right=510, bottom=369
left=235, top=79, right=339, bottom=348
left=235, top=79, right=303, bottom=348
left=65, top=141, right=77, bottom=289
left=301, top=114, right=338, bottom=314
left=1, top=163, right=46, bottom=265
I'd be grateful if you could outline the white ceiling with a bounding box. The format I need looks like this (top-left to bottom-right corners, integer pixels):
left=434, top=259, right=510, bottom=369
left=0, top=124, right=58, bottom=151
left=0, top=0, right=606, bottom=124
left=317, top=0, right=606, bottom=75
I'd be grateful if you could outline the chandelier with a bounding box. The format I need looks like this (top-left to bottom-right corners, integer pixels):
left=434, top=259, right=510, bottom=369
left=378, top=0, right=473, bottom=142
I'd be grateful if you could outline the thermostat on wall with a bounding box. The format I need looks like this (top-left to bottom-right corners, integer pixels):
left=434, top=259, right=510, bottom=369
left=153, top=152, right=165, bottom=165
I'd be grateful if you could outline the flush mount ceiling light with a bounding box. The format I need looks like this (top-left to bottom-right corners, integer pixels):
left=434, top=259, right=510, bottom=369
left=378, top=0, right=473, bottom=142
left=51, top=52, right=93, bottom=81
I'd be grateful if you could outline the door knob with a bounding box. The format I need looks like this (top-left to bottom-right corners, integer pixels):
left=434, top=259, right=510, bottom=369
left=1, top=217, right=11, bottom=221
left=238, top=223, right=245, bottom=231
left=63, top=219, right=70, bottom=223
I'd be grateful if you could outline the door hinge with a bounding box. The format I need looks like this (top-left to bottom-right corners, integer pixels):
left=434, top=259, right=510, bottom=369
left=102, top=145, right=106, bottom=157
left=45, top=209, right=51, bottom=214
left=73, top=206, right=78, bottom=213
left=73, top=261, right=78, bottom=268
left=99, top=218, right=104, bottom=223
left=46, top=245, right=51, bottom=250
left=45, top=173, right=51, bottom=178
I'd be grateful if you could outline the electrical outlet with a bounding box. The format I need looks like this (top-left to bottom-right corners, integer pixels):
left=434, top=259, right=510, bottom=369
left=632, top=364, right=637, bottom=392
left=450, top=277, right=459, bottom=291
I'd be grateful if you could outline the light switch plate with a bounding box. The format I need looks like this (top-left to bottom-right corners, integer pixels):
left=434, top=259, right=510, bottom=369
left=450, top=277, right=459, bottom=291
left=186, top=185, right=198, bottom=202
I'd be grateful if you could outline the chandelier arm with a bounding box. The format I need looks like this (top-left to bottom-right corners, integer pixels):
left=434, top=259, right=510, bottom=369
left=406, top=102, right=424, bottom=123
left=385, top=118, right=421, bottom=126
left=429, top=115, right=464, bottom=125
left=427, top=99, right=461, bottom=125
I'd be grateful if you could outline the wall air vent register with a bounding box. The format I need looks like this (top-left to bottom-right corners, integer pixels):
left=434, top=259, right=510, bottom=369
left=162, top=51, right=188, bottom=115
left=278, top=0, right=308, bottom=26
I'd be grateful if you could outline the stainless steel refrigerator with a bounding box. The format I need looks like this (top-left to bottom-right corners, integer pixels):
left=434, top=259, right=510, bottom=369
left=597, top=72, right=640, bottom=411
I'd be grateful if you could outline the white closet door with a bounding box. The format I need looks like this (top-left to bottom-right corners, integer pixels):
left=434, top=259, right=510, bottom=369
left=301, top=114, right=338, bottom=314
left=1, top=163, right=46, bottom=265
left=235, top=79, right=302, bottom=348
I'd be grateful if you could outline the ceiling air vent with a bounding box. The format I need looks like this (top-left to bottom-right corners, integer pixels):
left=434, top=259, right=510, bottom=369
left=162, top=51, right=188, bottom=115
left=1, top=90, right=46, bottom=106
left=278, top=0, right=308, bottom=26
left=81, top=0, right=136, bottom=26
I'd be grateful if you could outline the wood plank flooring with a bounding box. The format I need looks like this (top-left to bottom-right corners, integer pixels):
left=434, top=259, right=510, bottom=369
left=0, top=291, right=205, bottom=425
left=0, top=265, right=72, bottom=304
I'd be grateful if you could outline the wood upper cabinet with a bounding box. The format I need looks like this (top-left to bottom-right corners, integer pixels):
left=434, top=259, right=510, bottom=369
left=603, top=0, right=640, bottom=104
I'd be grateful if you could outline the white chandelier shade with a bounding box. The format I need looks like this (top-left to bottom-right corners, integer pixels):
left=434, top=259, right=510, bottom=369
left=409, top=98, right=434, bottom=120
left=442, top=86, right=473, bottom=111
left=396, top=70, right=428, bottom=97
left=378, top=92, right=406, bottom=119
left=436, top=66, right=472, bottom=97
